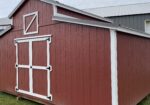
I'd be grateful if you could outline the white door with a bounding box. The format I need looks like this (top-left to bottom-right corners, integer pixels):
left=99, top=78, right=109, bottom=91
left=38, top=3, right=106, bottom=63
left=15, top=35, right=52, bottom=100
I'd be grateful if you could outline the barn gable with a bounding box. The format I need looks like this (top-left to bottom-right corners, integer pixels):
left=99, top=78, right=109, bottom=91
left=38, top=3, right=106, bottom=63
left=5, top=0, right=114, bottom=37
left=12, top=0, right=54, bottom=32
left=9, top=0, right=112, bottom=22
left=4, top=0, right=150, bottom=39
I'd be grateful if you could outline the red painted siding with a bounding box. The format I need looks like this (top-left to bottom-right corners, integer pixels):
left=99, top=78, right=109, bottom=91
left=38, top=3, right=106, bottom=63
left=0, top=0, right=112, bottom=105
left=0, top=24, right=112, bottom=105
left=57, top=7, right=109, bottom=22
left=18, top=42, right=29, bottom=65
left=13, top=0, right=54, bottom=31
left=33, top=70, right=47, bottom=96
left=18, top=68, right=29, bottom=91
left=49, top=23, right=111, bottom=105
left=117, top=32, right=150, bottom=105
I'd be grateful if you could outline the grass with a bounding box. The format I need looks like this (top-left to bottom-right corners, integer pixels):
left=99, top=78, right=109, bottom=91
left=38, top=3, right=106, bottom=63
left=1, top=92, right=150, bottom=105
left=0, top=92, right=42, bottom=105
left=138, top=95, right=150, bottom=105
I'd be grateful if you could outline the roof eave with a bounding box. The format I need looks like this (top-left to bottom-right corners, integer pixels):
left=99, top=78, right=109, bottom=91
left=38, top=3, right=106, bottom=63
left=8, top=0, right=112, bottom=23
left=52, top=15, right=150, bottom=39
left=8, top=0, right=26, bottom=18
left=0, top=26, right=12, bottom=36
left=41, top=0, right=113, bottom=23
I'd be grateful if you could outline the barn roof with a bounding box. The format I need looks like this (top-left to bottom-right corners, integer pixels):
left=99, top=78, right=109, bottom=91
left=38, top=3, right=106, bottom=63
left=8, top=0, right=112, bottom=23
left=53, top=15, right=150, bottom=38
left=0, top=26, right=12, bottom=36
left=0, top=18, right=12, bottom=36
left=84, top=2, right=150, bottom=17
left=0, top=18, right=12, bottom=26
left=0, top=29, right=4, bottom=33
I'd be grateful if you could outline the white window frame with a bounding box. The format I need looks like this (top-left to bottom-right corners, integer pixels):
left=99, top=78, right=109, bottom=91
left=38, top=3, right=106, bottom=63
left=14, top=35, right=52, bottom=101
left=23, top=11, right=39, bottom=35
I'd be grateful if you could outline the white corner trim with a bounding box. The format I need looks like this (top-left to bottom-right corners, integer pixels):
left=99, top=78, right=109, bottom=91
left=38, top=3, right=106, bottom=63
left=11, top=17, right=13, bottom=25
left=53, top=5, right=57, bottom=16
left=110, top=29, right=118, bottom=105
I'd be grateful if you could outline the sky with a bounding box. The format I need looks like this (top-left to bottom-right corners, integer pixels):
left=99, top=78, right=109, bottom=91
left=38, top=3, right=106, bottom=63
left=0, top=0, right=150, bottom=18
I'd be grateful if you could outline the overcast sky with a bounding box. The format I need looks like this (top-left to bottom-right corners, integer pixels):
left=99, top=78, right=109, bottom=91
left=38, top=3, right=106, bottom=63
left=0, top=0, right=150, bottom=18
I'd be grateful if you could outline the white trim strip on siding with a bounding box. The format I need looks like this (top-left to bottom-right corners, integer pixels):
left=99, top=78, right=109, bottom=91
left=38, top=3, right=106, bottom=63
left=110, top=29, right=118, bottom=105
left=17, top=89, right=50, bottom=100
left=29, top=41, right=33, bottom=93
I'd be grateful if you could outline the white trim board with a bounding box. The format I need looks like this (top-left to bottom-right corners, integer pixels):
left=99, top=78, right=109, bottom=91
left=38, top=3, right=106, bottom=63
left=110, top=30, right=118, bottom=105
left=17, top=89, right=50, bottom=100
left=15, top=35, right=52, bottom=101
left=15, top=35, right=51, bottom=42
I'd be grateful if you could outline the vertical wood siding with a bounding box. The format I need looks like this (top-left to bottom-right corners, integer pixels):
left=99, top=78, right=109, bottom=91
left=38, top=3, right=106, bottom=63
left=0, top=0, right=112, bottom=105
left=49, top=23, right=111, bottom=105
left=33, top=70, right=47, bottom=96
left=0, top=23, right=112, bottom=105
left=13, top=0, right=54, bottom=31
left=57, top=7, right=109, bottom=22
left=18, top=43, right=29, bottom=65
left=117, top=32, right=150, bottom=105
left=18, top=68, right=29, bottom=91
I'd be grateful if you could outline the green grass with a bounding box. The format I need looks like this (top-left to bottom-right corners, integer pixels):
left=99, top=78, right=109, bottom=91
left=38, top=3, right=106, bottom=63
left=138, top=95, right=150, bottom=105
left=0, top=92, right=42, bottom=105
left=1, top=92, right=150, bottom=105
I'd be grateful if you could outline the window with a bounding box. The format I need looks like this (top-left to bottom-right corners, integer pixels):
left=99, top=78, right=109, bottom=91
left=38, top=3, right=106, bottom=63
left=145, top=20, right=150, bottom=34
left=23, top=11, right=39, bottom=35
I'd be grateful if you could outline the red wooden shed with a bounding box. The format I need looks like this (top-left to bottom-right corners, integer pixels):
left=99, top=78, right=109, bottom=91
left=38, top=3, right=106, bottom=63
left=1, top=0, right=150, bottom=105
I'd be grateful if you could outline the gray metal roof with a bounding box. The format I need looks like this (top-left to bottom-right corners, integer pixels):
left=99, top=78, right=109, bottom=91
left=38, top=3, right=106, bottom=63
left=0, top=26, right=12, bottom=36
left=0, top=25, right=12, bottom=36
left=0, top=29, right=4, bottom=32
left=84, top=2, right=150, bottom=17
left=8, top=0, right=112, bottom=23
left=0, top=18, right=12, bottom=26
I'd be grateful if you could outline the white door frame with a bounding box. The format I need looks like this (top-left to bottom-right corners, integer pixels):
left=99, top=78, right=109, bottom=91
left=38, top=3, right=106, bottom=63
left=14, top=35, right=52, bottom=101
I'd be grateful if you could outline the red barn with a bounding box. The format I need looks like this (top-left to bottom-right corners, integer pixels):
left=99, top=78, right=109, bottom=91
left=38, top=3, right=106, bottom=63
left=1, top=0, right=150, bottom=105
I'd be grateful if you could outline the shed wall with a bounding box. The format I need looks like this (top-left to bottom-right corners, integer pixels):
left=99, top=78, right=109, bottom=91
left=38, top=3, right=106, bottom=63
left=117, top=32, right=150, bottom=105
left=0, top=23, right=112, bottom=105
left=0, top=0, right=112, bottom=105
